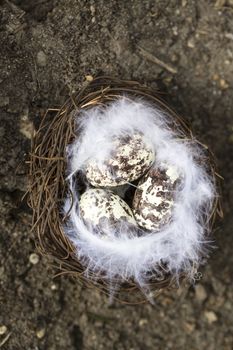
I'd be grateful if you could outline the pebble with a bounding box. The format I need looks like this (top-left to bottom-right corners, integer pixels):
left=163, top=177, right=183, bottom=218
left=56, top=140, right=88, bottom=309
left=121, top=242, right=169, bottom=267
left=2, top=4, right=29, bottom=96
left=219, top=78, right=229, bottom=89
left=90, top=5, right=95, bottom=15
left=225, top=32, right=233, bottom=41
left=0, top=325, right=7, bottom=335
left=172, top=26, right=178, bottom=36
left=187, top=38, right=195, bottom=48
left=138, top=319, right=148, bottom=327
left=204, top=310, right=218, bottom=324
left=51, top=283, right=58, bottom=291
left=85, top=75, right=94, bottom=82
left=212, top=74, right=229, bottom=89
left=36, top=328, right=45, bottom=339
left=37, top=51, right=47, bottom=67
left=195, top=284, right=208, bottom=302
left=29, top=253, right=40, bottom=265
left=20, top=111, right=35, bottom=139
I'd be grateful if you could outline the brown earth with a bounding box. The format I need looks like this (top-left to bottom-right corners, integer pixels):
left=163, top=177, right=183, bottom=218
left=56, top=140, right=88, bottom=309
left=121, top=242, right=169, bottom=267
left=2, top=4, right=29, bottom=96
left=0, top=0, right=233, bottom=349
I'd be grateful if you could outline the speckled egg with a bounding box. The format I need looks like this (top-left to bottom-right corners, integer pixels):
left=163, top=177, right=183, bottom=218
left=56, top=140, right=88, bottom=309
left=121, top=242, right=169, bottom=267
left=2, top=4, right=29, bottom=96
left=85, top=133, right=155, bottom=187
left=79, top=189, right=136, bottom=233
left=132, top=165, right=180, bottom=231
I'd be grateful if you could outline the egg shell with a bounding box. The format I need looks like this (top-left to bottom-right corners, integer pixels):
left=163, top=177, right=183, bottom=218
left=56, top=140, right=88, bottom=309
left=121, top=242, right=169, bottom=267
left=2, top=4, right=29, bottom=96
left=132, top=165, right=180, bottom=231
left=79, top=189, right=136, bottom=233
left=85, top=133, right=154, bottom=187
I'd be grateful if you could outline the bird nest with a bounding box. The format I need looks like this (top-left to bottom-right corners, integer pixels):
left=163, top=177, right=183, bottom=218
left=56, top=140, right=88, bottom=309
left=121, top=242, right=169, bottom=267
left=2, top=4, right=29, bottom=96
left=28, top=76, right=221, bottom=304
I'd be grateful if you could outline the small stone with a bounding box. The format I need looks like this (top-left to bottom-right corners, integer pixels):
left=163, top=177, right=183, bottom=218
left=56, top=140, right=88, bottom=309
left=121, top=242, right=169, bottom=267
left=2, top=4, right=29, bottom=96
left=90, top=5, right=95, bottom=15
left=195, top=284, right=208, bottom=302
left=225, top=32, right=233, bottom=40
left=0, top=325, right=7, bottom=335
left=204, top=310, right=218, bottom=324
left=36, top=328, right=45, bottom=339
left=85, top=75, right=94, bottom=82
left=219, top=78, right=229, bottom=89
left=172, top=26, right=178, bottom=36
left=0, top=96, right=9, bottom=107
left=29, top=253, right=40, bottom=265
left=138, top=319, right=148, bottom=327
left=20, top=110, right=35, bottom=139
left=187, top=38, right=195, bottom=48
left=51, top=283, right=58, bottom=290
left=37, top=51, right=47, bottom=67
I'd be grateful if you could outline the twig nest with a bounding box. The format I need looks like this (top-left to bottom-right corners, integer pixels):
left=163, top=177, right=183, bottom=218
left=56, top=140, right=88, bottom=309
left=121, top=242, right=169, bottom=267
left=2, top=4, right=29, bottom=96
left=132, top=165, right=180, bottom=231
left=29, top=77, right=220, bottom=302
left=79, top=189, right=136, bottom=234
left=85, top=133, right=155, bottom=187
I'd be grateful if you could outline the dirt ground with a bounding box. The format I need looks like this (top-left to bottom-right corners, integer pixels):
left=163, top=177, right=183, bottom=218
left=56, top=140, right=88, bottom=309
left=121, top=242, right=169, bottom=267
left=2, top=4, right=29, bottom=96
left=0, top=0, right=233, bottom=349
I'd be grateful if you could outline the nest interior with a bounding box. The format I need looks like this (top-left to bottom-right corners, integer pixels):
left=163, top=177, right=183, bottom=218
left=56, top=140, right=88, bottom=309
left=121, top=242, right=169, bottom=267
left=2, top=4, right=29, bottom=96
left=28, top=76, right=221, bottom=303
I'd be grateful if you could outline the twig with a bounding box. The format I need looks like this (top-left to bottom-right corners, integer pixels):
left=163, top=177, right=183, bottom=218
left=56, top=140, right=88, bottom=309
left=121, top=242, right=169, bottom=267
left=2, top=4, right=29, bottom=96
left=137, top=45, right=177, bottom=74
left=0, top=332, right=12, bottom=348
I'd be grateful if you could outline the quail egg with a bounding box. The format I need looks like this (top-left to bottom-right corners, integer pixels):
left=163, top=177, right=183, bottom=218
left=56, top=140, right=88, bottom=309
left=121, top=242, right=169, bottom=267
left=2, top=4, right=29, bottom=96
left=85, top=133, right=154, bottom=187
left=79, top=189, right=136, bottom=234
left=132, top=165, right=180, bottom=231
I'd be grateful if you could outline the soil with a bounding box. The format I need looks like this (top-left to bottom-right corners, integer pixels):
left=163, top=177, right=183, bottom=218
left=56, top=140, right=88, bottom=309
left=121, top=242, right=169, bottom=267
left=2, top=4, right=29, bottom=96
left=0, top=0, right=233, bottom=349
